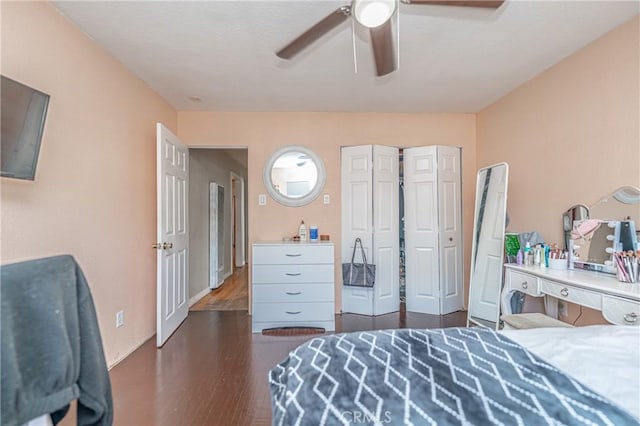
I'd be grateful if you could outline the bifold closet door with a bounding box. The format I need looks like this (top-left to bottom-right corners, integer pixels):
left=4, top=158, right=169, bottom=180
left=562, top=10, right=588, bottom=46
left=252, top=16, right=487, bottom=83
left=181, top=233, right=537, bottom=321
left=371, top=145, right=399, bottom=316
left=341, top=145, right=399, bottom=316
left=404, top=146, right=463, bottom=315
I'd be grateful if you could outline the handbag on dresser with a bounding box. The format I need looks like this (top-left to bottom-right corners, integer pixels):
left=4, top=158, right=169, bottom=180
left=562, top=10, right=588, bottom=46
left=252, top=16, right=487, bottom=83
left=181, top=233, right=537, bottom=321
left=342, top=238, right=376, bottom=287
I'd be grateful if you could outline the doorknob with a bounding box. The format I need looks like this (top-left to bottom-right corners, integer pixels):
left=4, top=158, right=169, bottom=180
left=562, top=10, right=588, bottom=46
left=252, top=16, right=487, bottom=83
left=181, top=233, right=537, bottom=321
left=152, top=242, right=173, bottom=249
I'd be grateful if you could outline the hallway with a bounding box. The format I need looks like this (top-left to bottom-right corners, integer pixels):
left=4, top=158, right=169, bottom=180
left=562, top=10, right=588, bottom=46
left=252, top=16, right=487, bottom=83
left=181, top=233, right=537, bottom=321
left=191, top=266, right=248, bottom=311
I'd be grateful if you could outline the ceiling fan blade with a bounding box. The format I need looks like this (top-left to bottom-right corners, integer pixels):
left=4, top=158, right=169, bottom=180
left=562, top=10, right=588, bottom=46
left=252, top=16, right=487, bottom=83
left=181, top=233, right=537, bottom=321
left=276, top=6, right=351, bottom=59
left=370, top=20, right=396, bottom=76
left=401, top=0, right=504, bottom=8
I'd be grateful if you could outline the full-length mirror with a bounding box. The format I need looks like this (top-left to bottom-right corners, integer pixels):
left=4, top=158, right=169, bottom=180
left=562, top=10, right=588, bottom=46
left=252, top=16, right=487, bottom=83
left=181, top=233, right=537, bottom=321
left=263, top=145, right=326, bottom=207
left=467, top=163, right=509, bottom=330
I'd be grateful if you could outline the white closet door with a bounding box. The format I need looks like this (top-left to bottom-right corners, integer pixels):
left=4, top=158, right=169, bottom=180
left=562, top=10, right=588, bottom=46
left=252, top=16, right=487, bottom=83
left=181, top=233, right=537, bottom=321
left=404, top=146, right=440, bottom=314
left=437, top=147, right=463, bottom=314
left=341, top=146, right=374, bottom=315
left=469, top=164, right=507, bottom=322
left=372, top=145, right=399, bottom=316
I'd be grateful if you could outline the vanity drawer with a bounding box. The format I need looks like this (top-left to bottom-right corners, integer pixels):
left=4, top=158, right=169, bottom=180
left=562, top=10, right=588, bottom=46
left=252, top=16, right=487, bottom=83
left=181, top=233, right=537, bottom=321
left=540, top=280, right=601, bottom=310
left=253, top=301, right=334, bottom=323
left=253, top=283, right=334, bottom=303
left=253, top=264, right=334, bottom=284
left=253, top=244, right=334, bottom=265
left=507, top=270, right=541, bottom=296
left=602, top=295, right=640, bottom=326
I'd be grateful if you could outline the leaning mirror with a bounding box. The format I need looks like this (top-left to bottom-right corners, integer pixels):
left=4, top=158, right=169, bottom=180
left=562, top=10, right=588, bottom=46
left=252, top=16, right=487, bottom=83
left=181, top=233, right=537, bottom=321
left=263, top=146, right=326, bottom=207
left=467, top=163, right=509, bottom=330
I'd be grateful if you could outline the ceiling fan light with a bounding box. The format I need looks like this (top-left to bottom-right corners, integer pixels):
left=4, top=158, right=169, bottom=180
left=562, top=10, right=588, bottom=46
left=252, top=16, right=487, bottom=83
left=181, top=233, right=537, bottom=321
left=352, top=0, right=397, bottom=28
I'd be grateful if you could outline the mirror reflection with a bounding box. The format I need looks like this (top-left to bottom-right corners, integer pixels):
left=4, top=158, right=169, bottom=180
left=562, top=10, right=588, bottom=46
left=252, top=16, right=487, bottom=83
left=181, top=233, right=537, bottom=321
left=270, top=151, right=318, bottom=198
left=467, top=163, right=509, bottom=330
left=567, top=185, right=640, bottom=273
left=263, top=146, right=326, bottom=207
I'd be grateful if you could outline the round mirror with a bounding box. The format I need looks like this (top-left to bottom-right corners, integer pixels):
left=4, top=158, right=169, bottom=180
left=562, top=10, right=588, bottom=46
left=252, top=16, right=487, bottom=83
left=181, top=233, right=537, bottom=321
left=263, top=146, right=326, bottom=207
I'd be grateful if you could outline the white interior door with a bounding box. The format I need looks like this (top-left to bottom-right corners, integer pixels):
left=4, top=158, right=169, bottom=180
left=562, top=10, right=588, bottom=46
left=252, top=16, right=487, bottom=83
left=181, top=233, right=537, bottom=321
left=372, top=145, right=399, bottom=315
left=156, top=123, right=189, bottom=347
left=404, top=146, right=440, bottom=314
left=341, top=146, right=374, bottom=315
left=437, top=146, right=463, bottom=314
left=468, top=164, right=508, bottom=323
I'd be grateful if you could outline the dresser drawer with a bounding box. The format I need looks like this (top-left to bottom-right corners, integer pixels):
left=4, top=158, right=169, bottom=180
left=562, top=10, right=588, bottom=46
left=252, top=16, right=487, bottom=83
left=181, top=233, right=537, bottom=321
left=507, top=270, right=541, bottom=296
left=253, top=264, right=334, bottom=284
left=540, top=280, right=601, bottom=310
left=602, top=295, right=640, bottom=326
left=253, top=283, right=334, bottom=303
left=253, top=244, right=333, bottom=265
left=253, top=302, right=334, bottom=322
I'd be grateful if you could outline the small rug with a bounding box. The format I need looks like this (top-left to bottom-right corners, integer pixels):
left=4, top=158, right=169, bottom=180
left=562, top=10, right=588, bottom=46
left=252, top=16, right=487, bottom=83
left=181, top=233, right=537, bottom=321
left=262, top=327, right=326, bottom=337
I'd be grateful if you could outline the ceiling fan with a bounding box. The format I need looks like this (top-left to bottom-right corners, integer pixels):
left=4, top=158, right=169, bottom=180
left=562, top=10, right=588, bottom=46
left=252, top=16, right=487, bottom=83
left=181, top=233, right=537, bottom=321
left=276, top=0, right=505, bottom=76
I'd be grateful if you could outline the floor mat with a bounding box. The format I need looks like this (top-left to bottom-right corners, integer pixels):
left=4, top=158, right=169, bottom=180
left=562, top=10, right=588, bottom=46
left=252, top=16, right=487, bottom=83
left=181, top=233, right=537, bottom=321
left=262, top=327, right=326, bottom=337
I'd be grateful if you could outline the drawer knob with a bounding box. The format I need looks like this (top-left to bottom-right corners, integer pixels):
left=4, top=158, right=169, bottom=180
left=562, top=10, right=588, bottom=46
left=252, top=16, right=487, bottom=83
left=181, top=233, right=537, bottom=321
left=285, top=254, right=301, bottom=257
left=286, top=272, right=302, bottom=276
left=286, top=311, right=302, bottom=315
left=286, top=291, right=302, bottom=296
left=623, top=313, right=638, bottom=324
left=521, top=281, right=528, bottom=289
left=560, top=287, right=569, bottom=297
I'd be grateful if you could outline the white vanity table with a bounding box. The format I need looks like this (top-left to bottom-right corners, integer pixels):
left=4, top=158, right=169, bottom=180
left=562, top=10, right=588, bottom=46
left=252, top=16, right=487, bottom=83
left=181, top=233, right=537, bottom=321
left=252, top=241, right=335, bottom=332
left=504, top=264, right=640, bottom=326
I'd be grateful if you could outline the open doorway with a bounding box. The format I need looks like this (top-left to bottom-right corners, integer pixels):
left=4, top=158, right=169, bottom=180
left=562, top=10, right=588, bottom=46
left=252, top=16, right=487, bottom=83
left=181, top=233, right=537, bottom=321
left=187, top=147, right=248, bottom=312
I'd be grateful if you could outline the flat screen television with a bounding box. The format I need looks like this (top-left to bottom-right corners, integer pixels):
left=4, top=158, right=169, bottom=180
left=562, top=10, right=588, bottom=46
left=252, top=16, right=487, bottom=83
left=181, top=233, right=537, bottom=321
left=1, top=75, right=50, bottom=180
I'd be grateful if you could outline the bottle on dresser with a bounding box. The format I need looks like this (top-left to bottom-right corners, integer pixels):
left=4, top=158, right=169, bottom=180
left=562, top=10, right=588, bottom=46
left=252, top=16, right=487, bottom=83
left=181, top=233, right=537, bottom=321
left=298, top=220, right=307, bottom=242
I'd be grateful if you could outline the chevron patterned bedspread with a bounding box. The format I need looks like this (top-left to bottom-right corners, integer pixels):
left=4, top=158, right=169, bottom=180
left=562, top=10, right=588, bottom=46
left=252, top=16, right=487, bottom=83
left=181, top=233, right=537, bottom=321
left=269, top=327, right=636, bottom=425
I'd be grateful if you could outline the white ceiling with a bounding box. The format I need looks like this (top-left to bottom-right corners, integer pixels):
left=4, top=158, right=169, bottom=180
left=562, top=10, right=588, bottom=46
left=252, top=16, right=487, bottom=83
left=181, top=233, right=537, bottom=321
left=52, top=1, right=639, bottom=113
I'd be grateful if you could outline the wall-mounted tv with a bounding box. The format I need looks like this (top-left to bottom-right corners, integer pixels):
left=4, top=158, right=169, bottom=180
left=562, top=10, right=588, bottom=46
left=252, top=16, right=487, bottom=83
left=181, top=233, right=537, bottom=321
left=1, top=75, right=50, bottom=180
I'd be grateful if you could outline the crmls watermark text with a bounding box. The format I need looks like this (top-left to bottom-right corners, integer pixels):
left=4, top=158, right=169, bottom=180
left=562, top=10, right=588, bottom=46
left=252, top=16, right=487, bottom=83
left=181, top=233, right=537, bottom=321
left=341, top=410, right=393, bottom=424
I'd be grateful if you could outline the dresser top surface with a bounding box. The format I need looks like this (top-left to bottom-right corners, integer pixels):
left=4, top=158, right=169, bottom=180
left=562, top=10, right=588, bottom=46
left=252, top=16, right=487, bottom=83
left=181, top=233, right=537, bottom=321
left=253, top=241, right=334, bottom=246
left=505, top=264, right=640, bottom=301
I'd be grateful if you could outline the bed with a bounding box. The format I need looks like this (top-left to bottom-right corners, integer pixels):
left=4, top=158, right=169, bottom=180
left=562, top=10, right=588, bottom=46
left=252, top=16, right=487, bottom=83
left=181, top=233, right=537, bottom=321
left=269, top=325, right=639, bottom=425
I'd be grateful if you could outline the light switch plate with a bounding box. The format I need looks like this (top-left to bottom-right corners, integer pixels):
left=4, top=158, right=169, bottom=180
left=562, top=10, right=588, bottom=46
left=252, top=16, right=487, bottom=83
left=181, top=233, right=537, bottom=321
left=258, top=194, right=267, bottom=206
left=323, top=194, right=330, bottom=204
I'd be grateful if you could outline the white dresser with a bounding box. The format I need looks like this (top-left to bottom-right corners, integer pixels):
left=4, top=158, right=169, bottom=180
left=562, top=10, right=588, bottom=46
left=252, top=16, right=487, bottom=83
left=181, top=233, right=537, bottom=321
left=252, top=242, right=335, bottom=333
left=503, top=264, right=640, bottom=326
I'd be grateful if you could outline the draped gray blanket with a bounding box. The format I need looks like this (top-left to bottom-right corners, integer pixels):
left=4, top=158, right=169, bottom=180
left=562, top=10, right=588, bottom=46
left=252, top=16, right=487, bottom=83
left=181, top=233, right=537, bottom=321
left=1, top=255, right=112, bottom=426
left=269, top=327, right=635, bottom=425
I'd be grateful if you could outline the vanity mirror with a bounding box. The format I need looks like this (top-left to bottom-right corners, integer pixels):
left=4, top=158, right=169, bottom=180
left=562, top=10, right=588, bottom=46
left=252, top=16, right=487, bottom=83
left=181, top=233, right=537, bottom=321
left=263, top=146, right=326, bottom=207
left=467, top=163, right=509, bottom=330
left=568, top=185, right=640, bottom=273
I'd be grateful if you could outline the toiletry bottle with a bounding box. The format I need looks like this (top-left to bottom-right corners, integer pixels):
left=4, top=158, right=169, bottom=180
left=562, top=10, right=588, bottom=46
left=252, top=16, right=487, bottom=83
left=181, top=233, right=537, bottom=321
left=534, top=245, right=541, bottom=266
left=516, top=249, right=523, bottom=266
left=299, top=220, right=307, bottom=242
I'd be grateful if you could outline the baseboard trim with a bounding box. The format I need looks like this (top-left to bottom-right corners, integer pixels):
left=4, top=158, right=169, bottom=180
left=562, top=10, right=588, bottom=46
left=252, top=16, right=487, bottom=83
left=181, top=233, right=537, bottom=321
left=189, top=287, right=212, bottom=308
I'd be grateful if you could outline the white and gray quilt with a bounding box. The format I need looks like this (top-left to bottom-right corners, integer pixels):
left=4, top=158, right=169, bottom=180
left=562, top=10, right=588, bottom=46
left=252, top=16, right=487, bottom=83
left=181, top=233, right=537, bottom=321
left=269, top=327, right=636, bottom=425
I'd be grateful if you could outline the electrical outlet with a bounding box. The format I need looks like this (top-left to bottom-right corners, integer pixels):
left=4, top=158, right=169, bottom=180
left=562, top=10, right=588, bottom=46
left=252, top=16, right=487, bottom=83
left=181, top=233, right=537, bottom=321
left=323, top=194, right=330, bottom=204
left=116, top=310, right=124, bottom=328
left=258, top=194, right=267, bottom=206
left=558, top=301, right=568, bottom=318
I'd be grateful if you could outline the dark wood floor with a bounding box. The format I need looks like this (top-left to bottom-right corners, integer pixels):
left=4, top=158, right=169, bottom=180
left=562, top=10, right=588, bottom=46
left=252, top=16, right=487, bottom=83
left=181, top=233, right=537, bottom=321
left=106, top=308, right=466, bottom=425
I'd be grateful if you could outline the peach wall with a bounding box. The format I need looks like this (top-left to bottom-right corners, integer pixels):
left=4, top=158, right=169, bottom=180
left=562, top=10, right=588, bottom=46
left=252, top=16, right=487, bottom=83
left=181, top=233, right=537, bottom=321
left=178, top=112, right=476, bottom=310
left=1, top=2, right=177, bottom=366
left=477, top=16, right=640, bottom=324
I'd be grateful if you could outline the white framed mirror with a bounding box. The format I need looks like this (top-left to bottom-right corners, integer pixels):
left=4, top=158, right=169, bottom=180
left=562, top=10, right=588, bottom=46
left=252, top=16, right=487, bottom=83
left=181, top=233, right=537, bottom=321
left=467, top=163, right=509, bottom=330
left=263, top=145, right=326, bottom=207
